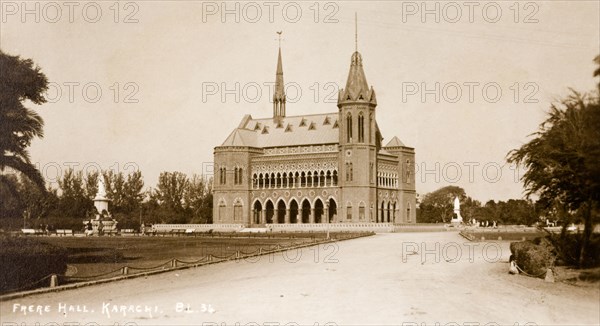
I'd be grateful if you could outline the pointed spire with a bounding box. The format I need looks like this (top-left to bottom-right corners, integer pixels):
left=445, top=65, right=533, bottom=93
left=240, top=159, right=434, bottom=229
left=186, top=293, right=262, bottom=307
left=274, top=47, right=285, bottom=100
left=338, top=16, right=376, bottom=106
left=355, top=12, right=358, bottom=53
left=338, top=52, right=375, bottom=105
left=273, top=31, right=286, bottom=119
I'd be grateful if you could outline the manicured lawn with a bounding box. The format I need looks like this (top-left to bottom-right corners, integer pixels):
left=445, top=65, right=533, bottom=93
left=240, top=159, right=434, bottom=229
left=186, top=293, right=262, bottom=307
left=38, top=232, right=364, bottom=282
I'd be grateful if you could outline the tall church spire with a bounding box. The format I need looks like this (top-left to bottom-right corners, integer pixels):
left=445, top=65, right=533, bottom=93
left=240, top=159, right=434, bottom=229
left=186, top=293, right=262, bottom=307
left=338, top=19, right=376, bottom=107
left=273, top=31, right=286, bottom=119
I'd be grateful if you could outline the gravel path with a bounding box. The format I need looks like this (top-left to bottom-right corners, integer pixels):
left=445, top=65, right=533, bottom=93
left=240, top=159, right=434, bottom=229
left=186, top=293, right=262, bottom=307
left=2, top=232, right=598, bottom=325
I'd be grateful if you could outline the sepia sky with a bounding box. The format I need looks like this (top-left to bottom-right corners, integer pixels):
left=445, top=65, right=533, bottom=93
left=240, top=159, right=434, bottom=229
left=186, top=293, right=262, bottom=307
left=1, top=1, right=599, bottom=202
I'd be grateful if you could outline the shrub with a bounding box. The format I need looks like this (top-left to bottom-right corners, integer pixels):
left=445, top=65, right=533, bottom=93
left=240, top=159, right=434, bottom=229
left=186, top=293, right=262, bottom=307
left=546, top=232, right=600, bottom=267
left=510, top=238, right=556, bottom=277
left=0, top=237, right=68, bottom=293
left=38, top=215, right=85, bottom=232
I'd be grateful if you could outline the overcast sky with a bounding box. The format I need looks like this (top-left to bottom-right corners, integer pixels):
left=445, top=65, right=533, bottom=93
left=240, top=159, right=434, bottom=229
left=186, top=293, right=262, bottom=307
left=1, top=1, right=599, bottom=202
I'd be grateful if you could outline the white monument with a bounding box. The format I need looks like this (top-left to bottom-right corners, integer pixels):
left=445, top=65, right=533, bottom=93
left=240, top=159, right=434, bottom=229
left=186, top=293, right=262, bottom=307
left=451, top=196, right=463, bottom=224
left=93, top=177, right=109, bottom=215
left=84, top=177, right=118, bottom=235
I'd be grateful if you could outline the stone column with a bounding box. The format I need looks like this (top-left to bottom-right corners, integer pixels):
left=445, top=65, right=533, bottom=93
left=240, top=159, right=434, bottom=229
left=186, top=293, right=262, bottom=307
left=261, top=209, right=266, bottom=224
left=324, top=205, right=329, bottom=224
left=272, top=209, right=278, bottom=224
left=285, top=209, right=290, bottom=224
left=297, top=209, right=302, bottom=224
left=310, top=208, right=316, bottom=224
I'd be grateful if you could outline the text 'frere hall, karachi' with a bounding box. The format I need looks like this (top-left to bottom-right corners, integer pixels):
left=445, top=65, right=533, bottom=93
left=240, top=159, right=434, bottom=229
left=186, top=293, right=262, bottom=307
left=213, top=39, right=417, bottom=227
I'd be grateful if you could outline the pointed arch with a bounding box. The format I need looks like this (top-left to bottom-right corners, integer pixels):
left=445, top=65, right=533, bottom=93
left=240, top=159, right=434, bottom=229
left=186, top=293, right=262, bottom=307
left=289, top=199, right=299, bottom=223
left=369, top=113, right=373, bottom=143
left=346, top=201, right=353, bottom=220
left=218, top=197, right=227, bottom=222
left=358, top=111, right=364, bottom=142
left=328, top=197, right=338, bottom=223
left=265, top=200, right=274, bottom=224
left=359, top=201, right=366, bottom=220
left=233, top=197, right=243, bottom=221
left=252, top=199, right=263, bottom=224
left=314, top=198, right=324, bottom=223
left=301, top=198, right=311, bottom=223
left=276, top=199, right=286, bottom=224
left=346, top=112, right=353, bottom=142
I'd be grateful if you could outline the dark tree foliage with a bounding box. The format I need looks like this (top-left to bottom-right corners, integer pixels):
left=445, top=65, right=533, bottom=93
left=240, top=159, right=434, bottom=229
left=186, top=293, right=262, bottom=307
left=508, top=56, right=600, bottom=266
left=0, top=50, right=48, bottom=190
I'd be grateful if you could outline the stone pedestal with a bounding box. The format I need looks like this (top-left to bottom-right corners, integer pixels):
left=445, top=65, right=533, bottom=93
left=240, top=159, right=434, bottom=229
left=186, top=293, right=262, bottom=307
left=83, top=177, right=117, bottom=236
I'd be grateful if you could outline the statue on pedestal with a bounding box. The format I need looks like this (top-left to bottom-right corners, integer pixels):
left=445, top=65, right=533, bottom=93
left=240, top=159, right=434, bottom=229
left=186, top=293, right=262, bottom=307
left=83, top=176, right=118, bottom=236
left=451, top=196, right=463, bottom=224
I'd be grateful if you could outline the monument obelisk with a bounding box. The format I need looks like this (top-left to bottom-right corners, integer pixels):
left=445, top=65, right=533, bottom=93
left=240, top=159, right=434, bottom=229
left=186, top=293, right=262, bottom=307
left=451, top=196, right=463, bottom=224
left=84, top=177, right=118, bottom=235
left=94, top=177, right=109, bottom=215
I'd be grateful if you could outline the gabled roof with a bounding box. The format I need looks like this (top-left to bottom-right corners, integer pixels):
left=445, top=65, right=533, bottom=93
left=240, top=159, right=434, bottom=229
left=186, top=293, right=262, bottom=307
left=221, top=128, right=257, bottom=147
left=219, top=113, right=339, bottom=148
left=385, top=136, right=405, bottom=148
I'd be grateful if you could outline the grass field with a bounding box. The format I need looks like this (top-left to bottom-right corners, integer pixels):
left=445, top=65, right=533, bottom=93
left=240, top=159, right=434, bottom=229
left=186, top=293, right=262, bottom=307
left=35, top=232, right=365, bottom=283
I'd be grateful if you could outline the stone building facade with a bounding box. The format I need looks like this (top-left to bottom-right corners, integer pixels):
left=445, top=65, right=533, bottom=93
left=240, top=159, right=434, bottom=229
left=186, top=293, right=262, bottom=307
left=213, top=45, right=416, bottom=226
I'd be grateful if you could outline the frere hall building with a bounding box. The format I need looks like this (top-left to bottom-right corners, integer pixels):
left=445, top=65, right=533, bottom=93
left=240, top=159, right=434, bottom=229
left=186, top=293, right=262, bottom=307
left=213, top=42, right=416, bottom=227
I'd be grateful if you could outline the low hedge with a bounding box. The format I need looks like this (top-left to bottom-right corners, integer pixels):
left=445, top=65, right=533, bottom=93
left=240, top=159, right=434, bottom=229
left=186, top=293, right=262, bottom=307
left=510, top=233, right=600, bottom=276
left=510, top=237, right=556, bottom=277
left=0, top=237, right=68, bottom=293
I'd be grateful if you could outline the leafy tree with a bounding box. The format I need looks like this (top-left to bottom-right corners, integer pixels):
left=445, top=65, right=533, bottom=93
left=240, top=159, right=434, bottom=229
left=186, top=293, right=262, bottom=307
left=461, top=196, right=482, bottom=222
left=122, top=170, right=144, bottom=214
left=19, top=176, right=54, bottom=221
left=418, top=186, right=467, bottom=223
left=478, top=199, right=538, bottom=225
left=0, top=50, right=48, bottom=190
left=84, top=170, right=99, bottom=200
left=57, top=168, right=92, bottom=219
left=508, top=57, right=600, bottom=266
left=103, top=170, right=125, bottom=211
left=201, top=177, right=213, bottom=223
left=184, top=174, right=211, bottom=223
left=0, top=174, right=23, bottom=222
left=144, top=171, right=188, bottom=223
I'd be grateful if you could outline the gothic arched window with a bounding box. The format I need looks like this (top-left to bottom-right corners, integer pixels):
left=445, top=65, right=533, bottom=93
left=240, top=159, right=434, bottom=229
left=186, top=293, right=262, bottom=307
left=358, top=112, right=364, bottom=142
left=346, top=113, right=353, bottom=142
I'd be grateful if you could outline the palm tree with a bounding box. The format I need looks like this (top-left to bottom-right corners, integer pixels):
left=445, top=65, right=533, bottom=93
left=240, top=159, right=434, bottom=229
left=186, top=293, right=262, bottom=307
left=0, top=50, right=48, bottom=190
left=508, top=90, right=600, bottom=267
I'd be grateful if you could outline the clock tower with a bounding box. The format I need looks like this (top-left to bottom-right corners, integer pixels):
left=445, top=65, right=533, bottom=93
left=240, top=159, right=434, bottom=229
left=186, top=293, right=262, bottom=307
left=337, top=50, right=379, bottom=222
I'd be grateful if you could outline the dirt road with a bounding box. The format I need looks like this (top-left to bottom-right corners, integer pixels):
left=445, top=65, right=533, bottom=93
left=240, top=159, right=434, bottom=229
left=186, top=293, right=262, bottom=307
left=1, top=232, right=598, bottom=325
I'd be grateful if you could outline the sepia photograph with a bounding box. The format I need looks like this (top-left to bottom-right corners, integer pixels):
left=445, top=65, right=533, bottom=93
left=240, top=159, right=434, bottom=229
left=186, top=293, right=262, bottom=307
left=0, top=1, right=599, bottom=325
